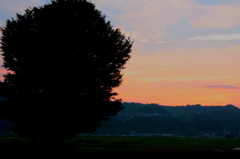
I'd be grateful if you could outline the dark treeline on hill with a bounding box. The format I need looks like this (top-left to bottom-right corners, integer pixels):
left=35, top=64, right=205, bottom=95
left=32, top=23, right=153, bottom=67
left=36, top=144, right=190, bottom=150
left=120, top=103, right=170, bottom=114
left=93, top=102, right=240, bottom=135
left=1, top=102, right=240, bottom=136
left=120, top=102, right=239, bottom=114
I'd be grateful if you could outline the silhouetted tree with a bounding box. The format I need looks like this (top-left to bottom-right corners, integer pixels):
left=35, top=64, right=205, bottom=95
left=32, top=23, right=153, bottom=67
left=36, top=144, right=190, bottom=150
left=0, top=0, right=133, bottom=145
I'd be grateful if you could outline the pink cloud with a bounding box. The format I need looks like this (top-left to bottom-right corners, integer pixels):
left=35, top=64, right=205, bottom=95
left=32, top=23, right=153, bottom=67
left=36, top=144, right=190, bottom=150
left=206, top=85, right=240, bottom=89
left=0, top=67, right=7, bottom=81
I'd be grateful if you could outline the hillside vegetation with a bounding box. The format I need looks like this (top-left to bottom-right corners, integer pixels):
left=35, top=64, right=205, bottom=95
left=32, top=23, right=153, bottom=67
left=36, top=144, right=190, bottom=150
left=94, top=102, right=240, bottom=135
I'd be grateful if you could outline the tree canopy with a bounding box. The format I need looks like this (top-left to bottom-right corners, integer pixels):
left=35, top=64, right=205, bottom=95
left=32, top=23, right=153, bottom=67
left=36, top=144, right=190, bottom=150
left=0, top=0, right=133, bottom=144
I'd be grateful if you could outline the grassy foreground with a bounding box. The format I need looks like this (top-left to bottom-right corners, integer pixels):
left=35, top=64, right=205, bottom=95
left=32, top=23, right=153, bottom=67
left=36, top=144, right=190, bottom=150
left=0, top=136, right=240, bottom=158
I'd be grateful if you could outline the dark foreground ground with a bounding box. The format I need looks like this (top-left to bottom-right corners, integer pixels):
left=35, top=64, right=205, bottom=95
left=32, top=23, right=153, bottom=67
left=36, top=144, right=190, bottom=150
left=0, top=136, right=240, bottom=159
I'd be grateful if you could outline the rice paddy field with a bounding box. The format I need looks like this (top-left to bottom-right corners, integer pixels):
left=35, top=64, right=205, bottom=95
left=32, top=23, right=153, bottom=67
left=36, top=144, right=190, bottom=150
left=0, top=136, right=240, bottom=158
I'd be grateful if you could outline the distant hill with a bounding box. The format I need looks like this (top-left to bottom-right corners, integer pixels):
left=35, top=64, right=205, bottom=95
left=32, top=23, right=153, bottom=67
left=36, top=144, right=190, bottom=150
left=120, top=102, right=170, bottom=114
left=93, top=102, right=240, bottom=135
left=120, top=102, right=239, bottom=115
left=1, top=100, right=240, bottom=135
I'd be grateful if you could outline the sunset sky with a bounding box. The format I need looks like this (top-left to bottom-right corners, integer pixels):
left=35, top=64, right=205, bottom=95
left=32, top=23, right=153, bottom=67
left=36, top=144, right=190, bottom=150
left=0, top=0, right=240, bottom=107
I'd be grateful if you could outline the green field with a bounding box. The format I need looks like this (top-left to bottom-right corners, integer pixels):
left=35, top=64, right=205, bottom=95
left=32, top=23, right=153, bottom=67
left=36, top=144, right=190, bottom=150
left=0, top=136, right=240, bottom=158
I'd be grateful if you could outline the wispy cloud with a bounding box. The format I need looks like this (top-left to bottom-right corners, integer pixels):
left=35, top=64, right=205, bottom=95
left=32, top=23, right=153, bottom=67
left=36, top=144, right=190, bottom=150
left=93, top=0, right=195, bottom=42
left=167, top=40, right=176, bottom=43
left=156, top=41, right=166, bottom=44
left=118, top=26, right=148, bottom=43
left=156, top=40, right=176, bottom=44
left=93, top=0, right=240, bottom=44
left=187, top=33, right=240, bottom=40
left=151, top=32, right=165, bottom=39
left=206, top=85, right=240, bottom=89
